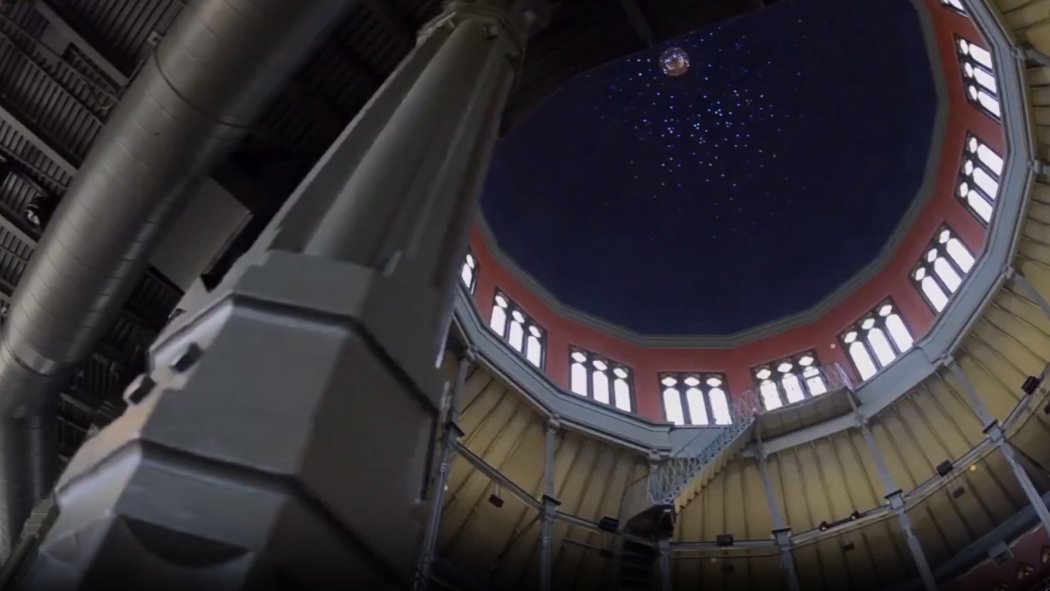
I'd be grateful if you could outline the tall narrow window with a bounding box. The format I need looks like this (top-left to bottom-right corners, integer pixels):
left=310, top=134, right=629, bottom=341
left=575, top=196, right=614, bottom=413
left=957, top=37, right=999, bottom=119
left=570, top=348, right=633, bottom=412
left=659, top=373, right=731, bottom=426
left=490, top=291, right=545, bottom=368
left=957, top=134, right=1003, bottom=224
left=460, top=251, right=479, bottom=293
left=912, top=225, right=976, bottom=313
left=939, top=0, right=966, bottom=13
left=752, top=351, right=827, bottom=411
left=841, top=300, right=914, bottom=381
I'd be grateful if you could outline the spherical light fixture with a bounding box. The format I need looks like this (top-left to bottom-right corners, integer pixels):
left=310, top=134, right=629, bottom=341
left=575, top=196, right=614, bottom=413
left=659, top=47, right=690, bottom=77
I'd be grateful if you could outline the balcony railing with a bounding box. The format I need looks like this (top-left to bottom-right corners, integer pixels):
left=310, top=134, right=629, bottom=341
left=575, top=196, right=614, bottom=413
left=620, top=364, right=853, bottom=528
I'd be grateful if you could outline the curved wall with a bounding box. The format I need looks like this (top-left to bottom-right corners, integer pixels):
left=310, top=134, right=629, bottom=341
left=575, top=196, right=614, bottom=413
left=470, top=0, right=1003, bottom=422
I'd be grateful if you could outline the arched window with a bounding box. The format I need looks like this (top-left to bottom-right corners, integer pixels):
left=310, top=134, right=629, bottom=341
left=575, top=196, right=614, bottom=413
left=460, top=251, right=479, bottom=293
left=490, top=290, right=545, bottom=368
left=912, top=225, right=976, bottom=313
left=841, top=300, right=914, bottom=381
left=570, top=348, right=632, bottom=412
left=957, top=134, right=1003, bottom=224
left=659, top=373, right=731, bottom=426
left=752, top=351, right=827, bottom=411
left=957, top=37, right=999, bottom=119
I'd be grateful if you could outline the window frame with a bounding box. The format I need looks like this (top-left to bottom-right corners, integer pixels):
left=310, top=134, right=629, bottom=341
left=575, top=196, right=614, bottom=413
left=956, top=133, right=1003, bottom=225
left=659, top=372, right=732, bottom=426
left=910, top=224, right=976, bottom=314
left=840, top=299, right=915, bottom=381
left=489, top=289, right=546, bottom=369
left=569, top=347, right=634, bottom=412
left=751, top=350, right=827, bottom=411
left=956, top=36, right=999, bottom=121
left=460, top=250, right=479, bottom=294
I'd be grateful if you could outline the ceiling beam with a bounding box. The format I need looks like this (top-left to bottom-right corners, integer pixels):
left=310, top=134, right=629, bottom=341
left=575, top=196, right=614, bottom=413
left=286, top=78, right=347, bottom=138
left=618, top=0, right=656, bottom=46
left=324, top=38, right=382, bottom=90
left=0, top=99, right=79, bottom=175
left=360, top=0, right=416, bottom=47
left=32, top=0, right=129, bottom=86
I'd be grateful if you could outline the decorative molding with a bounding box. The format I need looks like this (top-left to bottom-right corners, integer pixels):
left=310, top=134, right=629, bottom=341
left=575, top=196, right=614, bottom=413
left=473, top=0, right=950, bottom=347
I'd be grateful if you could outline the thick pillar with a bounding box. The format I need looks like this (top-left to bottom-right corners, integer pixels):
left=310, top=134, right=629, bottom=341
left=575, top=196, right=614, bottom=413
left=756, top=449, right=800, bottom=591
left=657, top=537, right=673, bottom=591
left=946, top=359, right=995, bottom=428
left=1013, top=271, right=1050, bottom=321
left=416, top=346, right=473, bottom=588
left=857, top=417, right=937, bottom=591
left=540, top=420, right=560, bottom=591
left=17, top=1, right=534, bottom=589
left=989, top=424, right=1050, bottom=534
left=948, top=358, right=1050, bottom=534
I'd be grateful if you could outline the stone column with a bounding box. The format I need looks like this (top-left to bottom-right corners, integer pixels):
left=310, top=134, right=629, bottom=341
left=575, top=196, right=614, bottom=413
left=657, top=537, right=673, bottom=591
left=18, top=1, right=537, bottom=589
left=540, top=420, right=560, bottom=591
left=948, top=358, right=1050, bottom=535
left=416, top=346, right=473, bottom=588
left=756, top=449, right=800, bottom=591
left=858, top=417, right=938, bottom=591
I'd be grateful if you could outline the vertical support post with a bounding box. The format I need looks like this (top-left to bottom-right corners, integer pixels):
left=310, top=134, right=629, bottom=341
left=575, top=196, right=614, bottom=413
left=658, top=537, right=673, bottom=591
left=948, top=358, right=1050, bottom=534
left=989, top=424, right=1050, bottom=534
left=857, top=417, right=937, bottom=591
left=540, top=419, right=560, bottom=591
left=893, top=497, right=938, bottom=591
left=946, top=359, right=995, bottom=428
left=416, top=345, right=472, bottom=589
left=757, top=448, right=801, bottom=591
left=1013, top=271, right=1050, bottom=321
left=19, top=0, right=543, bottom=587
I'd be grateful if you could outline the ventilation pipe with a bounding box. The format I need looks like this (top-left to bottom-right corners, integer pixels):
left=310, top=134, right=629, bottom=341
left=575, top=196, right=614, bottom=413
left=0, top=0, right=355, bottom=560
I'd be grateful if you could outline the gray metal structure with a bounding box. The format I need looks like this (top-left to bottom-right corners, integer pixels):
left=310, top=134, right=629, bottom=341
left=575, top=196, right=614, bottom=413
left=0, top=0, right=355, bottom=560
left=0, top=0, right=773, bottom=561
left=10, top=0, right=532, bottom=587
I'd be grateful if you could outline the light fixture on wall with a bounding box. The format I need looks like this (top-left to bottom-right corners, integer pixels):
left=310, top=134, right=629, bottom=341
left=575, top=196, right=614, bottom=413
left=819, top=521, right=829, bottom=532
left=716, top=534, right=734, bottom=547
left=937, top=460, right=954, bottom=477
left=1022, top=375, right=1042, bottom=396
left=1018, top=563, right=1035, bottom=579
left=488, top=484, right=504, bottom=508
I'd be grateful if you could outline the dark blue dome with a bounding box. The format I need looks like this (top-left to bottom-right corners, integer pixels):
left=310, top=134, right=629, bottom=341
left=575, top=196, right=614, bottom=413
left=481, top=0, right=937, bottom=335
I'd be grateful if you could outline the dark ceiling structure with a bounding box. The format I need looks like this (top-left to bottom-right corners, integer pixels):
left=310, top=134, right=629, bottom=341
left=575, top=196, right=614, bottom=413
left=0, top=0, right=777, bottom=525
left=481, top=0, right=938, bottom=335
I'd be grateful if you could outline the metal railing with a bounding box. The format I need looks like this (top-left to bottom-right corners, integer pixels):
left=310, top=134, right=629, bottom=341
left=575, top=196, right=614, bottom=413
left=620, top=364, right=853, bottom=523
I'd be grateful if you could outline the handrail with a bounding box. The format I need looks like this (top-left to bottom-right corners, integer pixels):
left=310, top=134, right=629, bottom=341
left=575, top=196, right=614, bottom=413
left=620, top=364, right=853, bottom=521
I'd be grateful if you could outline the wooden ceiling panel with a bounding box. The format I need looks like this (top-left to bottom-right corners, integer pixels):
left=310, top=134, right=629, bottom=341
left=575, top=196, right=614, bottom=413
left=910, top=378, right=986, bottom=457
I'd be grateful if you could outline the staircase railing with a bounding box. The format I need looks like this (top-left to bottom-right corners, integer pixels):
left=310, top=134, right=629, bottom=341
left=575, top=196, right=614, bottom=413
left=620, top=363, right=853, bottom=522
left=649, top=389, right=763, bottom=505
left=619, top=390, right=761, bottom=523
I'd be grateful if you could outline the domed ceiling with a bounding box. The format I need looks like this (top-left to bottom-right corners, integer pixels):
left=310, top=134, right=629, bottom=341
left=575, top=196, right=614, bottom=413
left=481, top=0, right=938, bottom=336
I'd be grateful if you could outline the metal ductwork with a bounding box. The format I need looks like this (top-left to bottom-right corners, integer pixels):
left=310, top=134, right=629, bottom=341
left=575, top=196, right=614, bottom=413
left=0, top=0, right=354, bottom=560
